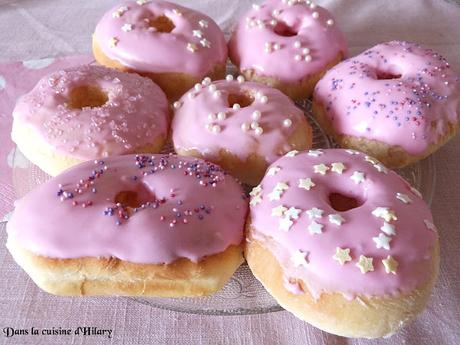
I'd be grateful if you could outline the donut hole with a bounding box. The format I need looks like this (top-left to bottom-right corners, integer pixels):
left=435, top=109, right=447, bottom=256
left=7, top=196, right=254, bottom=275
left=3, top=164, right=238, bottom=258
left=228, top=92, right=254, bottom=108
left=375, top=71, right=402, bottom=80
left=273, top=21, right=298, bottom=37
left=148, top=15, right=175, bottom=33
left=68, top=86, right=108, bottom=109
left=114, top=185, right=155, bottom=209
left=328, top=192, right=364, bottom=212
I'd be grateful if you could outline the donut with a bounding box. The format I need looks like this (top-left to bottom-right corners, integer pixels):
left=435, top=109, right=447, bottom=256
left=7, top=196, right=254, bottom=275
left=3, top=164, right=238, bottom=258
left=246, top=148, right=439, bottom=338
left=313, top=41, right=460, bottom=168
left=11, top=65, right=169, bottom=176
left=93, top=0, right=228, bottom=101
left=171, top=76, right=313, bottom=185
left=6, top=154, right=247, bottom=296
left=228, top=0, right=347, bottom=101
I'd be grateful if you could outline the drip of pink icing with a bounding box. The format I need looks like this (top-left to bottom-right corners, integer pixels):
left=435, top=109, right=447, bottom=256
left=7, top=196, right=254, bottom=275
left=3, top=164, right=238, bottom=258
left=228, top=0, right=347, bottom=83
left=172, top=79, right=310, bottom=162
left=313, top=41, right=460, bottom=154
left=250, top=149, right=438, bottom=298
left=6, top=154, right=247, bottom=264
left=94, top=0, right=227, bottom=76
left=12, top=65, right=169, bottom=160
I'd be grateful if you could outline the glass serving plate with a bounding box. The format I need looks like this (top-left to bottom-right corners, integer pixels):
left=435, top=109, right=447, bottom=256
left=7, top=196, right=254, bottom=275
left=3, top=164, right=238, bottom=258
left=11, top=99, right=436, bottom=316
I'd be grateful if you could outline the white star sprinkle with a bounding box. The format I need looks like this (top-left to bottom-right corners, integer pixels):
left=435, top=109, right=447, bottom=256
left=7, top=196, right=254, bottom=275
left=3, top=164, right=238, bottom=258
left=249, top=185, right=262, bottom=206
left=298, top=178, right=315, bottom=190
left=274, top=182, right=289, bottom=191
left=373, top=233, right=392, bottom=250
left=192, top=30, right=203, bottom=38
left=121, top=23, right=133, bottom=32
left=313, top=164, right=329, bottom=175
left=331, top=162, right=346, bottom=174
left=200, top=38, right=211, bottom=48
left=279, top=217, right=294, bottom=231
left=306, top=207, right=324, bottom=219
left=372, top=207, right=397, bottom=222
left=333, top=247, right=351, bottom=265
left=356, top=255, right=374, bottom=274
left=307, top=149, right=323, bottom=157
left=308, top=221, right=324, bottom=235
left=291, top=249, right=309, bottom=267
left=396, top=193, right=412, bottom=204
left=187, top=43, right=198, bottom=52
left=199, top=19, right=208, bottom=28
left=380, top=222, right=396, bottom=236
left=136, top=0, right=149, bottom=4
left=250, top=195, right=262, bottom=206
left=424, top=219, right=437, bottom=232
left=382, top=255, right=399, bottom=274
left=267, top=166, right=281, bottom=176
left=285, top=150, right=298, bottom=157
left=271, top=205, right=287, bottom=217
left=350, top=171, right=365, bottom=184
left=284, top=207, right=302, bottom=220
left=268, top=190, right=282, bottom=201
left=109, top=37, right=119, bottom=48
left=328, top=214, right=345, bottom=226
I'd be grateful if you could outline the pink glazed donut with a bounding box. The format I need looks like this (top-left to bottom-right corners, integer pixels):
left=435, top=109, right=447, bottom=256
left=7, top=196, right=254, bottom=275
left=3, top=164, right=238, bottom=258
left=246, top=148, right=439, bottom=338
left=228, top=0, right=347, bottom=100
left=313, top=41, right=460, bottom=168
left=172, top=76, right=313, bottom=185
left=11, top=65, right=169, bottom=176
left=6, top=154, right=247, bottom=296
left=93, top=0, right=228, bottom=101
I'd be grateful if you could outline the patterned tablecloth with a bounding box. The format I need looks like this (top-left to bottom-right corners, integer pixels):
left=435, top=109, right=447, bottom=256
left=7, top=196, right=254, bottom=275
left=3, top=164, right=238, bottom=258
left=0, top=0, right=459, bottom=344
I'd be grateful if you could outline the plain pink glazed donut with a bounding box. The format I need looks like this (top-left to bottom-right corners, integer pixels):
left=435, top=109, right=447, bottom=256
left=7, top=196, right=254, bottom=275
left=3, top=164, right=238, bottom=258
left=11, top=64, right=169, bottom=176
left=7, top=154, right=247, bottom=296
left=93, top=0, right=228, bottom=101
left=171, top=76, right=313, bottom=185
left=228, top=0, right=347, bottom=100
left=313, top=40, right=460, bottom=168
left=246, top=148, right=439, bottom=338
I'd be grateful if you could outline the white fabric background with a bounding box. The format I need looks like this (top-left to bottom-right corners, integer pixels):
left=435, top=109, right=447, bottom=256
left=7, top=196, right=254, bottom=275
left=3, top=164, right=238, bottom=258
left=1, top=1, right=460, bottom=344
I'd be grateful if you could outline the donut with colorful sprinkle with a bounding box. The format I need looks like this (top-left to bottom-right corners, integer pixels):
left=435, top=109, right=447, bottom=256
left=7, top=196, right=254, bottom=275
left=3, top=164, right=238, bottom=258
left=246, top=148, right=439, bottom=338
left=6, top=154, right=247, bottom=296
left=93, top=0, right=228, bottom=101
left=313, top=41, right=460, bottom=168
left=11, top=65, right=169, bottom=176
left=228, top=0, right=347, bottom=100
left=172, top=76, right=313, bottom=185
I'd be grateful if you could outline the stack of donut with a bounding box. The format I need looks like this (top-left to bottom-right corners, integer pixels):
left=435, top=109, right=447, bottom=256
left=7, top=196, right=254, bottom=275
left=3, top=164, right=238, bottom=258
left=7, top=0, right=460, bottom=339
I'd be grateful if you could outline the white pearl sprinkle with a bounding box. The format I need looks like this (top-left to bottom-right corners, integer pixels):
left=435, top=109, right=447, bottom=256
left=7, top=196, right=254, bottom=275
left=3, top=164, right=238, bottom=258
left=241, top=122, right=250, bottom=131
left=211, top=124, right=221, bottom=133
left=217, top=111, right=226, bottom=120
left=260, top=95, right=268, bottom=103
left=326, top=19, right=334, bottom=26
left=173, top=101, right=182, bottom=109
left=208, top=85, right=217, bottom=92
left=254, top=127, right=264, bottom=135
left=232, top=103, right=241, bottom=110
left=273, top=43, right=281, bottom=50
left=270, top=19, right=277, bottom=26
left=310, top=3, right=317, bottom=9
left=250, top=121, right=259, bottom=129
left=237, top=75, right=245, bottom=83
left=252, top=110, right=261, bottom=120
left=226, top=75, right=234, bottom=81
left=304, top=55, right=312, bottom=62
left=283, top=119, right=292, bottom=127
left=302, top=47, right=310, bottom=55
left=272, top=9, right=281, bottom=16
left=252, top=3, right=261, bottom=10
left=202, top=77, right=211, bottom=86
left=294, top=54, right=302, bottom=61
left=294, top=41, right=302, bottom=48
left=194, top=83, right=202, bottom=91
left=213, top=90, right=222, bottom=98
left=208, top=113, right=216, bottom=121
left=312, top=11, right=319, bottom=19
left=205, top=123, right=213, bottom=131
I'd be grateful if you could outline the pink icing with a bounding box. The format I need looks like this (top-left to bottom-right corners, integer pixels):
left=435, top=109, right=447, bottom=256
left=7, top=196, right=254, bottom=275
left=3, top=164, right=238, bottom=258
left=6, top=154, right=247, bottom=264
left=94, top=0, right=227, bottom=76
left=313, top=41, right=460, bottom=155
left=171, top=77, right=310, bottom=162
left=12, top=64, right=169, bottom=160
left=249, top=149, right=438, bottom=298
left=228, top=0, right=347, bottom=83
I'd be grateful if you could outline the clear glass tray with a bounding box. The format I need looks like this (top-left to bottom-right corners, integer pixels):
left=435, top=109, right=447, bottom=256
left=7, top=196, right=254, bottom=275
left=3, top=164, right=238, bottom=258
left=11, top=99, right=436, bottom=316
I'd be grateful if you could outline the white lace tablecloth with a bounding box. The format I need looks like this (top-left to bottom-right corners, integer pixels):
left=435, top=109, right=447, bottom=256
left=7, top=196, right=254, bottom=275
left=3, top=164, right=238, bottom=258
left=0, top=1, right=460, bottom=344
